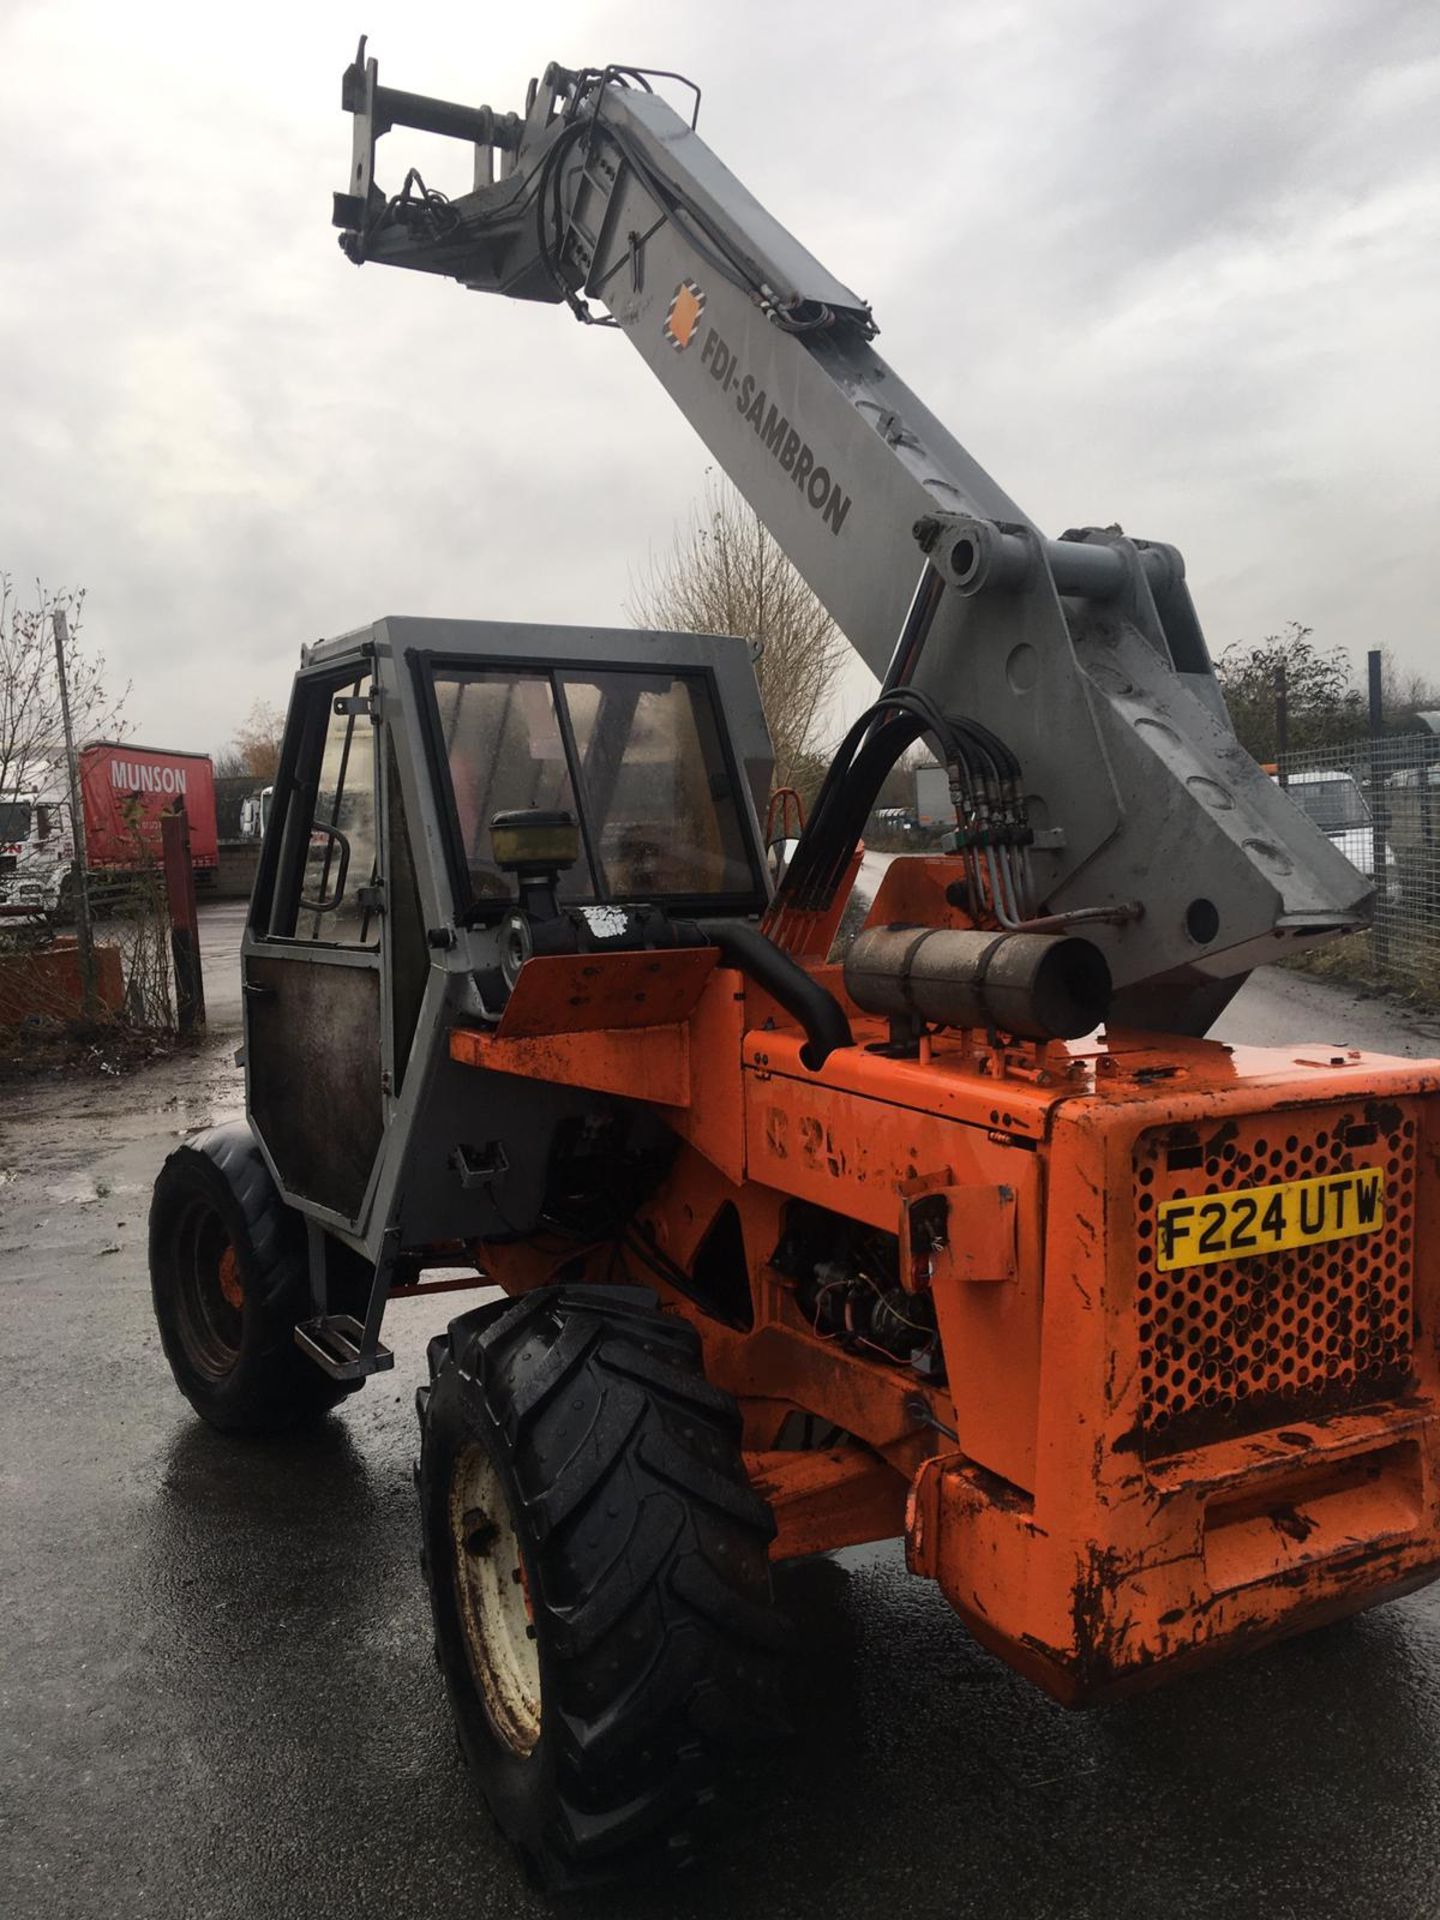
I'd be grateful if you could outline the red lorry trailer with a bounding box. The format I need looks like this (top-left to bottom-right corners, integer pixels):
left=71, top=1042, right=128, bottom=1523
left=0, top=742, right=218, bottom=919
left=79, top=742, right=218, bottom=881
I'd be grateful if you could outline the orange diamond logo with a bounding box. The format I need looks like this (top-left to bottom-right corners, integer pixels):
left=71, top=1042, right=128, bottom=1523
left=663, top=279, right=705, bottom=352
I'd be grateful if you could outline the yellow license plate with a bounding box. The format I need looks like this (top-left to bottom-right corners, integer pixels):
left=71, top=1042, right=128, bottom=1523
left=1156, top=1168, right=1384, bottom=1271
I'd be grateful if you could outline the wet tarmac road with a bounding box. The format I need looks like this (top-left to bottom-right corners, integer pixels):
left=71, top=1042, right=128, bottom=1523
left=5, top=916, right=1440, bottom=1920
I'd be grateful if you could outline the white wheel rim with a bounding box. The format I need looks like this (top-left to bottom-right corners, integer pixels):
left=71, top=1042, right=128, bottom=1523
left=449, top=1443, right=543, bottom=1756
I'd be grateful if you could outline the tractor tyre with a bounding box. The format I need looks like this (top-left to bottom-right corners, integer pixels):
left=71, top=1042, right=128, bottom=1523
left=417, top=1284, right=788, bottom=1890
left=148, top=1121, right=363, bottom=1433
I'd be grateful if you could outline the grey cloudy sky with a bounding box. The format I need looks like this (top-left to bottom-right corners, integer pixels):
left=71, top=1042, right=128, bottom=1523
left=3, top=0, right=1437, bottom=754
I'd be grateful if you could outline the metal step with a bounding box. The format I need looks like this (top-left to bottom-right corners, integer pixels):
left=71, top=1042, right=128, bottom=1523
left=294, top=1314, right=395, bottom=1382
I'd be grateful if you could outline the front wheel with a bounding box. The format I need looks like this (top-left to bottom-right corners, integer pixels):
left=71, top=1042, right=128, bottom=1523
left=148, top=1122, right=363, bottom=1433
left=418, top=1284, right=788, bottom=1890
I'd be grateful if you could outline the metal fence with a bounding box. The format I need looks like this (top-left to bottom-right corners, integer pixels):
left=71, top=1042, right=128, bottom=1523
left=1274, top=731, right=1440, bottom=998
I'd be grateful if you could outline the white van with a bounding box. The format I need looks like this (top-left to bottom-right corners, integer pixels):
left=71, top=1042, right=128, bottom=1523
left=1282, top=768, right=1399, bottom=900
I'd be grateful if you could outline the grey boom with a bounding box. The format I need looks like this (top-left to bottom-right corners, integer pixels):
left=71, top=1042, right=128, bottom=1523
left=333, top=44, right=1369, bottom=1031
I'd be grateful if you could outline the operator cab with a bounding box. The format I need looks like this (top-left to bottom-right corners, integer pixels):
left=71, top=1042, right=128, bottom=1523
left=240, top=617, right=773, bottom=1253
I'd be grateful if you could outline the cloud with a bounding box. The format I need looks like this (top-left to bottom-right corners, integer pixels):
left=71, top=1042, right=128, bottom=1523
left=1, top=0, right=1436, bottom=754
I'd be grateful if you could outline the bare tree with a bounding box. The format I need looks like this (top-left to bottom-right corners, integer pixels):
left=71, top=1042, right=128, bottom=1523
left=1381, top=652, right=1440, bottom=731
left=230, top=698, right=286, bottom=780
left=0, top=575, right=127, bottom=799
left=628, top=475, right=848, bottom=794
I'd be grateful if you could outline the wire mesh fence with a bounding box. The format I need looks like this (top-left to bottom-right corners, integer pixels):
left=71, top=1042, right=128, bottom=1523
left=0, top=856, right=179, bottom=1062
left=1274, top=730, right=1440, bottom=999
left=106, top=872, right=178, bottom=1031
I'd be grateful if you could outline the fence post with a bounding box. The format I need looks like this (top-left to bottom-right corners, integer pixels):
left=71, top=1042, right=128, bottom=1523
left=52, top=608, right=98, bottom=1017
left=1422, top=754, right=1435, bottom=916
left=160, top=802, right=206, bottom=1037
left=1368, top=649, right=1389, bottom=975
left=1274, top=661, right=1289, bottom=778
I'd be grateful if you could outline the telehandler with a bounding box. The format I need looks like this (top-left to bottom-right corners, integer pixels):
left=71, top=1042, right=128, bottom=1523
left=149, top=43, right=1440, bottom=1888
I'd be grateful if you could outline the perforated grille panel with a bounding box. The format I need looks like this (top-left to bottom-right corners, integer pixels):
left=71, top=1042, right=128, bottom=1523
left=1133, top=1104, right=1417, bottom=1456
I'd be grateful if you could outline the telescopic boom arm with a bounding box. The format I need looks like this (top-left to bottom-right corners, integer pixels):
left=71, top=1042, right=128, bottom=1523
left=333, top=42, right=1368, bottom=1032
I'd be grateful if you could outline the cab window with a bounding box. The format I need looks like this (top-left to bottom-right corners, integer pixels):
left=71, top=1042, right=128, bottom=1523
left=428, top=661, right=763, bottom=919
left=560, top=670, right=754, bottom=898
left=264, top=673, right=381, bottom=947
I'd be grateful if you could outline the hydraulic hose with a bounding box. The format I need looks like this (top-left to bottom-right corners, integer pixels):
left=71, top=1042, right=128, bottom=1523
left=696, top=918, right=853, bottom=1072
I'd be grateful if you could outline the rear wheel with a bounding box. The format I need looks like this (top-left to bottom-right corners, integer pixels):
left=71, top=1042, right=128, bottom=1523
left=417, top=1284, right=788, bottom=1889
left=148, top=1122, right=363, bottom=1433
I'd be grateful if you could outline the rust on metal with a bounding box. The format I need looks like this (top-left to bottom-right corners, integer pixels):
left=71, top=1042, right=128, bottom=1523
left=414, top=849, right=1440, bottom=1707
left=494, top=948, right=716, bottom=1036
left=746, top=1444, right=908, bottom=1559
left=450, top=1021, right=691, bottom=1107
left=217, top=1245, right=244, bottom=1312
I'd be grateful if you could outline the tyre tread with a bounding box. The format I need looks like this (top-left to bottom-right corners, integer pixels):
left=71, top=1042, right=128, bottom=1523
left=149, top=1122, right=360, bottom=1432
left=418, top=1284, right=787, bottom=1889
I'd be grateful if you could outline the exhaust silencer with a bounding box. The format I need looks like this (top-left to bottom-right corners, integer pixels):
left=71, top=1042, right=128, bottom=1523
left=844, top=925, right=1111, bottom=1041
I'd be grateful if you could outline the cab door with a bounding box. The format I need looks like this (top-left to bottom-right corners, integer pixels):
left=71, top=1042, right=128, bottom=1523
left=243, top=662, right=389, bottom=1228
